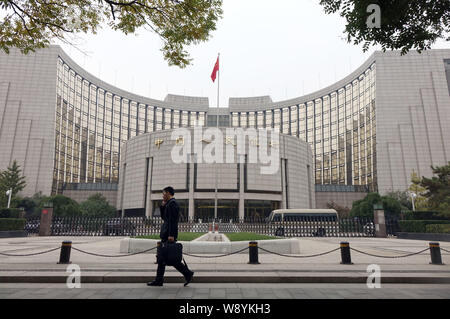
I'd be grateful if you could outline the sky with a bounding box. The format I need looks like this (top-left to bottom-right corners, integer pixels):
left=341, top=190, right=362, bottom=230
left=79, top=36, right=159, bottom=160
left=56, top=0, right=449, bottom=108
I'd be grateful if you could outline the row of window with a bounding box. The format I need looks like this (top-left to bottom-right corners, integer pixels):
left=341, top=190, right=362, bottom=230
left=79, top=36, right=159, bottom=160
left=52, top=58, right=377, bottom=194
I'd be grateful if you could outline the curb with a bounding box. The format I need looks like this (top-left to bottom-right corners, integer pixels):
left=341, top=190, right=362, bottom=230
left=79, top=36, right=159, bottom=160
left=1, top=275, right=450, bottom=284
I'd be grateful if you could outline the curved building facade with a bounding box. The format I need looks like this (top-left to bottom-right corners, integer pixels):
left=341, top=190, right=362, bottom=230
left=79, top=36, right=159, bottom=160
left=118, top=128, right=314, bottom=219
left=0, top=46, right=449, bottom=212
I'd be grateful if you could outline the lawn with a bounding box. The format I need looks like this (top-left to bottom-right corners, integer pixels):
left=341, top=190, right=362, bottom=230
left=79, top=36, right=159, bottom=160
left=223, top=232, right=279, bottom=242
left=135, top=232, right=205, bottom=241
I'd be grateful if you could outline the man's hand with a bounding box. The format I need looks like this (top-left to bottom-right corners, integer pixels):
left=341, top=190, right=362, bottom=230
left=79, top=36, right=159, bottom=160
left=168, top=236, right=175, bottom=243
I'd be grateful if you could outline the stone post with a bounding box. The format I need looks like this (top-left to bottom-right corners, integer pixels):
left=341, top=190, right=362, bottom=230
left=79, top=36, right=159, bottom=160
left=39, top=202, right=53, bottom=237
left=373, top=204, right=387, bottom=238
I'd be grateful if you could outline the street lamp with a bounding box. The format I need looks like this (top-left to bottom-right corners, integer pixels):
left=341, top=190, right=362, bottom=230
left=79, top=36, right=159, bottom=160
left=5, top=189, right=12, bottom=209
left=410, top=192, right=417, bottom=212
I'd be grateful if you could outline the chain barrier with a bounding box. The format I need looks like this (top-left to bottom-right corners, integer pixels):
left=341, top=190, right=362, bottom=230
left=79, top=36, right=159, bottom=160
left=257, top=247, right=341, bottom=258
left=350, top=247, right=429, bottom=259
left=0, top=244, right=445, bottom=260
left=0, top=247, right=60, bottom=257
left=71, top=246, right=157, bottom=258
left=183, top=247, right=249, bottom=258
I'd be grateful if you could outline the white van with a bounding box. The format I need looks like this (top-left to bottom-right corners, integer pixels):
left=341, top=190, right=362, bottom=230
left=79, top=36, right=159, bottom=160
left=267, top=209, right=339, bottom=237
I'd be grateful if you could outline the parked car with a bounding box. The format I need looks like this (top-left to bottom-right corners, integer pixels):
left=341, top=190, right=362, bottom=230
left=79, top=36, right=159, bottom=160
left=102, top=218, right=136, bottom=236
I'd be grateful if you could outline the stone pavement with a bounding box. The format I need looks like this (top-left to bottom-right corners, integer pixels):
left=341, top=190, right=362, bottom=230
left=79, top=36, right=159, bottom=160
left=1, top=236, right=450, bottom=284
left=0, top=283, right=449, bottom=299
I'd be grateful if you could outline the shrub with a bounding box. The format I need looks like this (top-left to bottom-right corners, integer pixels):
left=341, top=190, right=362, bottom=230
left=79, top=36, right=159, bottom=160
left=0, top=208, right=21, bottom=218
left=398, top=220, right=450, bottom=233
left=402, top=211, right=447, bottom=221
left=80, top=193, right=116, bottom=217
left=0, top=218, right=26, bottom=231
left=350, top=193, right=403, bottom=218
left=425, top=224, right=450, bottom=234
left=47, top=194, right=82, bottom=217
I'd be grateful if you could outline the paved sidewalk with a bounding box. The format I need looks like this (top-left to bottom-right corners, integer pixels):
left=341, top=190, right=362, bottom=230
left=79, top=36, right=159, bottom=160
left=1, top=283, right=449, bottom=299
left=1, top=236, right=449, bottom=284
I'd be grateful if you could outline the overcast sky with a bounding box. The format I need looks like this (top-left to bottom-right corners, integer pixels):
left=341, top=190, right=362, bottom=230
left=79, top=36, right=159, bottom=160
left=57, top=0, right=449, bottom=108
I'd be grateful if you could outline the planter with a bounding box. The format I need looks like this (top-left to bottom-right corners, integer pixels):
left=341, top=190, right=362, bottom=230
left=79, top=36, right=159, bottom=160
left=396, top=232, right=450, bottom=242
left=0, top=231, right=28, bottom=238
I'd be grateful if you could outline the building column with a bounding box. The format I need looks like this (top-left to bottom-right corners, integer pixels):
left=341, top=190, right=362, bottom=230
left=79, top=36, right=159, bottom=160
left=239, top=156, right=245, bottom=221
left=120, top=163, right=126, bottom=218
left=281, top=159, right=287, bottom=209
left=188, top=156, right=195, bottom=220
left=145, top=158, right=153, bottom=218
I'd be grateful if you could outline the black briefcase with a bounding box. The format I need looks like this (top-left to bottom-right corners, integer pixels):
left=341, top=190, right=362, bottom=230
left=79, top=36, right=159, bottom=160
left=159, top=242, right=183, bottom=266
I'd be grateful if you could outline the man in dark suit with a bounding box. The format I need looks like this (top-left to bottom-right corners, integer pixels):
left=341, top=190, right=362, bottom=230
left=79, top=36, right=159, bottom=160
left=148, top=186, right=194, bottom=287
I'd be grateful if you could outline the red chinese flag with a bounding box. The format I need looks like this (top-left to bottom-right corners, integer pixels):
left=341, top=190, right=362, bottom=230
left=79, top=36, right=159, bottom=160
left=211, top=56, right=219, bottom=83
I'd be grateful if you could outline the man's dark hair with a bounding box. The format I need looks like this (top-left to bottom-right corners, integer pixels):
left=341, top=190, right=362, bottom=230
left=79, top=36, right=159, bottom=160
left=163, top=186, right=175, bottom=196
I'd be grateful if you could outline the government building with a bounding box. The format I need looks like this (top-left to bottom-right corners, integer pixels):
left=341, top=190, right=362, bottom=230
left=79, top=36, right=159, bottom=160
left=0, top=46, right=449, bottom=219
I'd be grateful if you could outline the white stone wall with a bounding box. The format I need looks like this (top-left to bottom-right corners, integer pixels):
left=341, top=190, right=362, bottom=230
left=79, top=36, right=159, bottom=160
left=196, top=163, right=238, bottom=190
left=375, top=50, right=450, bottom=194
left=0, top=47, right=59, bottom=196
left=281, top=134, right=315, bottom=208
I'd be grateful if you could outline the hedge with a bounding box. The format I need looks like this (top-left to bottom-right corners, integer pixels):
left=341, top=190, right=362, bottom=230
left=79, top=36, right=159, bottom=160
left=425, top=224, right=450, bottom=234
left=0, top=218, right=26, bottom=231
left=402, top=211, right=448, bottom=221
left=398, top=220, right=450, bottom=233
left=0, top=208, right=21, bottom=218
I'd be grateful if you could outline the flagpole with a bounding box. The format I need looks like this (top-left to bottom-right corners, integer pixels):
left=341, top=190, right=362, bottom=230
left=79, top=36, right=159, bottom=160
left=214, top=53, right=220, bottom=221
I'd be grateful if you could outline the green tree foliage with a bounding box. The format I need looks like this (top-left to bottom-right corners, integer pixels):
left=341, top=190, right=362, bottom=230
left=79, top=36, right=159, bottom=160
left=319, top=0, right=450, bottom=54
left=0, top=0, right=223, bottom=68
left=385, top=190, right=412, bottom=211
left=80, top=193, right=117, bottom=217
left=350, top=192, right=403, bottom=218
left=419, top=162, right=450, bottom=217
left=18, top=192, right=118, bottom=218
left=47, top=194, right=82, bottom=217
left=408, top=171, right=429, bottom=210
left=11, top=192, right=45, bottom=217
left=12, top=196, right=35, bottom=215
left=0, top=160, right=26, bottom=207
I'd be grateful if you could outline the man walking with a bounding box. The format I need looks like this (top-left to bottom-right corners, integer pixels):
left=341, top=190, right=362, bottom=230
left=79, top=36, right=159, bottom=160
left=148, top=186, right=194, bottom=287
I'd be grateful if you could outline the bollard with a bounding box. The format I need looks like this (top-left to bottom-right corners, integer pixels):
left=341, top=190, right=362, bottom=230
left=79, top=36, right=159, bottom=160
left=340, top=242, right=353, bottom=265
left=57, top=241, right=72, bottom=264
left=248, top=241, right=260, bottom=264
left=429, top=242, right=444, bottom=265
left=155, top=241, right=161, bottom=264
left=214, top=223, right=219, bottom=233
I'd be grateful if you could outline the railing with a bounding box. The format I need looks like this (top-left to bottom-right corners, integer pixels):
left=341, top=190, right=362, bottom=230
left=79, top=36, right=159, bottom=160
left=24, top=216, right=380, bottom=238
left=386, top=218, right=401, bottom=236
left=2, top=241, right=445, bottom=268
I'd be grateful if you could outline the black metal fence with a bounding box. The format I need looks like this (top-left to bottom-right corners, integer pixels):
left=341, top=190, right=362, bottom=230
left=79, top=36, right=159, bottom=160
left=24, top=216, right=385, bottom=238
left=386, top=218, right=401, bottom=236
